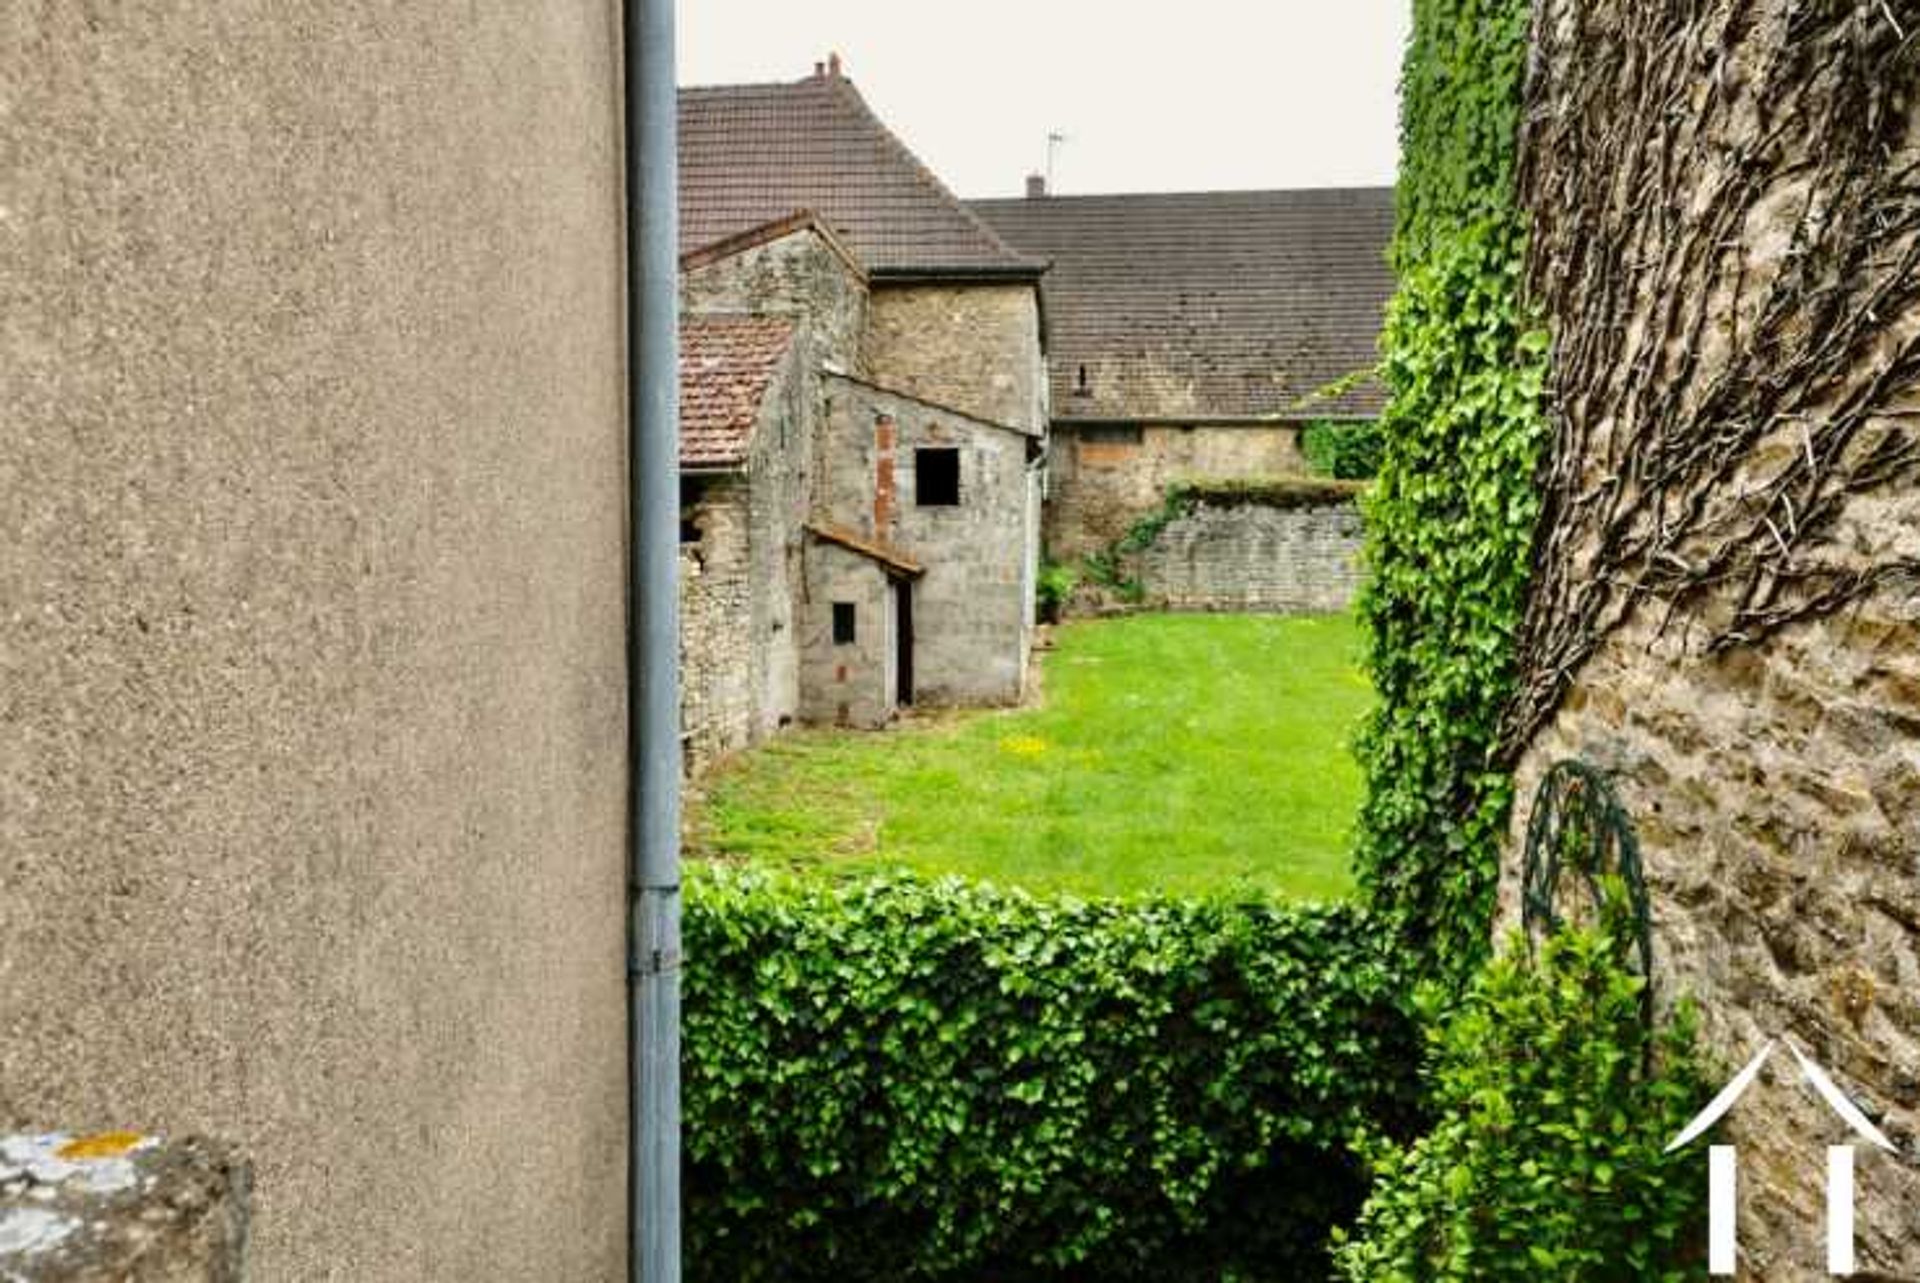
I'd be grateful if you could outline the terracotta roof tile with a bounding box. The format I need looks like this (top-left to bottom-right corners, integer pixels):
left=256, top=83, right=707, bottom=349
left=680, top=73, right=1041, bottom=277
left=680, top=314, right=795, bottom=468
left=970, top=188, right=1395, bottom=419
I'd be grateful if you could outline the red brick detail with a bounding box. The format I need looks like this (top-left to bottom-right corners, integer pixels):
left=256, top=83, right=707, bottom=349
left=873, top=414, right=897, bottom=536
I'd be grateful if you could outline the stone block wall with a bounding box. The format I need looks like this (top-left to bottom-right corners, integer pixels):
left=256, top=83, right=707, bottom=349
left=1044, top=423, right=1309, bottom=560
left=1132, top=498, right=1364, bottom=614
left=680, top=225, right=863, bottom=773
left=680, top=344, right=812, bottom=773
left=863, top=284, right=1046, bottom=434
left=680, top=475, right=755, bottom=770
left=820, top=375, right=1036, bottom=708
left=1507, top=0, right=1920, bottom=1274
left=799, top=543, right=897, bottom=729
left=1505, top=581, right=1920, bottom=1278
left=682, top=226, right=868, bottom=380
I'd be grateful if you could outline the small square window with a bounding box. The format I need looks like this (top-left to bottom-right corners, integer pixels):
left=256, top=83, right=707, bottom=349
left=832, top=602, right=857, bottom=645
left=916, top=448, right=960, bottom=506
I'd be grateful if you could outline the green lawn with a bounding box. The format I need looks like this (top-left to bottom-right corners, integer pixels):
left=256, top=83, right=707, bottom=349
left=690, top=613, right=1372, bottom=900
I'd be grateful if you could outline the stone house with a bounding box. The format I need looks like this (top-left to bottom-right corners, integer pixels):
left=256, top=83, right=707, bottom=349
left=675, top=62, right=1047, bottom=767
left=971, top=186, right=1394, bottom=578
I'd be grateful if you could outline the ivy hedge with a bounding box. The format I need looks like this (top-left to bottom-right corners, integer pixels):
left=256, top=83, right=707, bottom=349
left=683, top=867, right=1423, bottom=1282
left=1354, top=0, right=1549, bottom=987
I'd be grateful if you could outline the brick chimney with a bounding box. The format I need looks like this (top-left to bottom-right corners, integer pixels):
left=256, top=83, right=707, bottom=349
left=828, top=51, right=843, bottom=78
left=1026, top=173, right=1047, bottom=199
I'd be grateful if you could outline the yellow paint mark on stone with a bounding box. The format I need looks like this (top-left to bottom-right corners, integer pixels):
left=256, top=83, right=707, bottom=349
left=55, top=1132, right=146, bottom=1161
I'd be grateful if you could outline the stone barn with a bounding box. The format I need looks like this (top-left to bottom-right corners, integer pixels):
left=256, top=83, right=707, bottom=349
left=975, top=185, right=1397, bottom=614
left=674, top=62, right=1048, bottom=767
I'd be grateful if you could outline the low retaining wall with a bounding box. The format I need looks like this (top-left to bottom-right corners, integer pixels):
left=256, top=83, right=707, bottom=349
left=1128, top=495, right=1365, bottom=613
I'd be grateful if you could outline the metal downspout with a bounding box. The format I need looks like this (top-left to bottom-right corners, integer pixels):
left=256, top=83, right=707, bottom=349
left=624, top=0, right=681, bottom=1279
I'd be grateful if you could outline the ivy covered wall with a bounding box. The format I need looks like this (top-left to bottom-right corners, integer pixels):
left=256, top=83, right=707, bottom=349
left=1353, top=0, right=1549, bottom=985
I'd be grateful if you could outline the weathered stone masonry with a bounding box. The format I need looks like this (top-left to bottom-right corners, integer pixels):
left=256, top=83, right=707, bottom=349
left=864, top=284, right=1047, bottom=435
left=678, top=226, right=864, bottom=769
left=1132, top=497, right=1364, bottom=615
left=1045, top=423, right=1309, bottom=562
left=1506, top=1, right=1920, bottom=1275
left=816, top=375, right=1038, bottom=710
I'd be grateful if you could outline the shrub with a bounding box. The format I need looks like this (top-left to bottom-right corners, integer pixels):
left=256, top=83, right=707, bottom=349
left=1034, top=560, right=1078, bottom=623
left=1331, top=910, right=1708, bottom=1281
left=684, top=867, right=1424, bottom=1282
left=1301, top=420, right=1385, bottom=480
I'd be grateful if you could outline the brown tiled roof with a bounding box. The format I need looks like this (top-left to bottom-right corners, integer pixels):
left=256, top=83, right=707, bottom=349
left=970, top=188, right=1395, bottom=420
left=680, top=314, right=795, bottom=469
left=680, top=71, right=1042, bottom=278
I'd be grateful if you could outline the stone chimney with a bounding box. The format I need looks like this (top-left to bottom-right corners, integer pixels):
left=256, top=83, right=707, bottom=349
left=828, top=51, right=843, bottom=79
left=1026, top=173, right=1047, bottom=199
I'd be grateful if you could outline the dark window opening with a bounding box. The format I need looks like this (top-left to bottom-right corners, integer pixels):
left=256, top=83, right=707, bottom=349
left=916, top=448, right=961, bottom=506
left=1079, top=425, right=1143, bottom=446
left=680, top=476, right=708, bottom=544
left=832, top=602, right=857, bottom=644
left=1074, top=364, right=1091, bottom=395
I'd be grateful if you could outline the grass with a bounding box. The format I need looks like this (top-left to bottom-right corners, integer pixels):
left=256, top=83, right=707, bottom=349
left=690, top=612, right=1373, bottom=900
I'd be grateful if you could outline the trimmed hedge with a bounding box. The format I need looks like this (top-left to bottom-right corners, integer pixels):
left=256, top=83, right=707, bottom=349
left=684, top=867, right=1423, bottom=1282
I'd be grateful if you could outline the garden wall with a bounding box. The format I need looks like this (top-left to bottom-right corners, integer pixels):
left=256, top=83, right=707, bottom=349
left=2, top=6, right=629, bottom=1280
left=1133, top=496, right=1364, bottom=614
left=1506, top=0, right=1920, bottom=1273
left=1045, top=422, right=1309, bottom=560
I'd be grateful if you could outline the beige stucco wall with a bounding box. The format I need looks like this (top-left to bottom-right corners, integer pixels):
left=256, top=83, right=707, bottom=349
left=2, top=6, right=629, bottom=1281
left=864, top=283, right=1046, bottom=434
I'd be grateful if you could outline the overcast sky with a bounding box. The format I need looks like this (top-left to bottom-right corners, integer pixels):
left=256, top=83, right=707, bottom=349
left=679, top=1, right=1410, bottom=199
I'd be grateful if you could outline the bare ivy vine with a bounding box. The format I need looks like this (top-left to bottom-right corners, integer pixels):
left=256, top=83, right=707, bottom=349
left=1506, top=0, right=1920, bottom=751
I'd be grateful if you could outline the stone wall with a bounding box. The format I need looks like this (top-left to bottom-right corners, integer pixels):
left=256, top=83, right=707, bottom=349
left=2, top=6, right=629, bottom=1280
left=1507, top=1, right=1920, bottom=1275
left=1131, top=498, right=1364, bottom=614
left=682, top=225, right=868, bottom=379
left=799, top=542, right=898, bottom=729
left=820, top=375, right=1037, bottom=707
left=680, top=227, right=866, bottom=772
left=1044, top=422, right=1309, bottom=560
left=864, top=284, right=1046, bottom=434
left=680, top=475, right=755, bottom=769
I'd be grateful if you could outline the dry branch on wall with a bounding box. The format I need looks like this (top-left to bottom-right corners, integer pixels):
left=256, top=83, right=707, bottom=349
left=1505, top=0, right=1920, bottom=753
